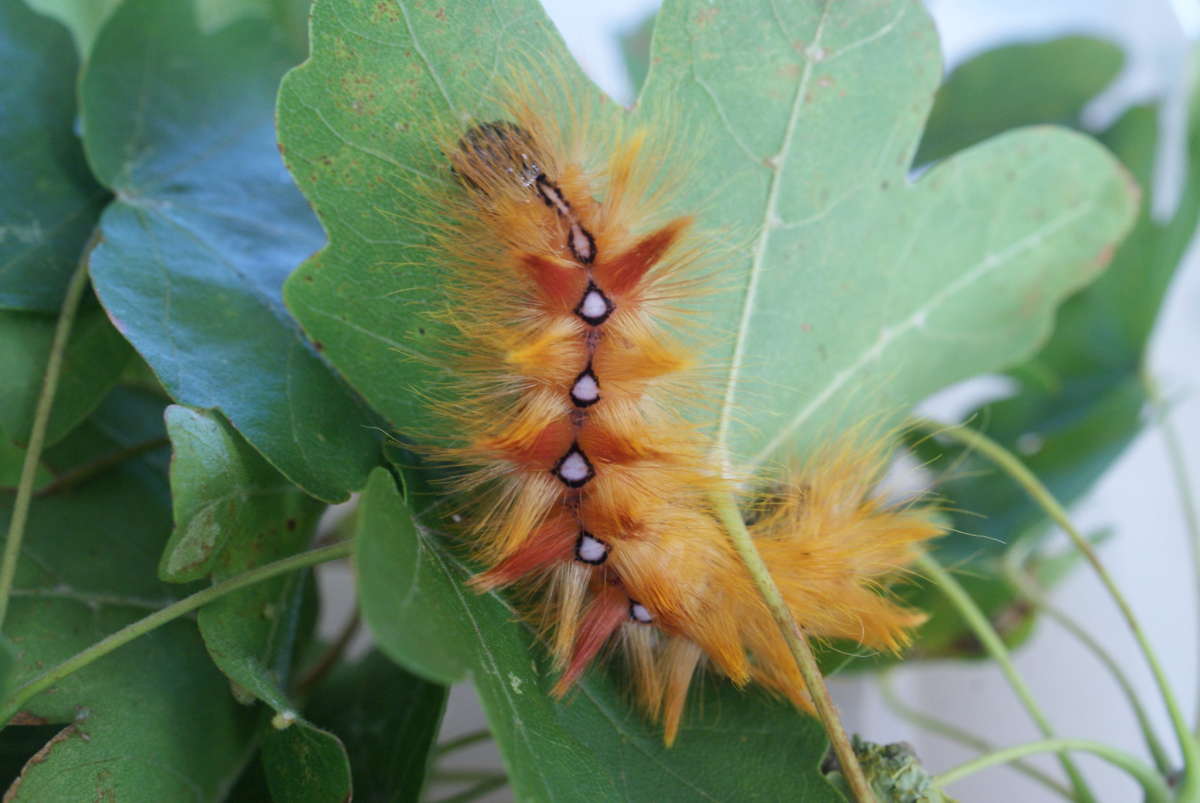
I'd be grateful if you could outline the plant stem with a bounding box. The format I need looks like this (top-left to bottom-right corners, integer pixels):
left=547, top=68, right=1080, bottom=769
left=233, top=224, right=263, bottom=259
left=1003, top=539, right=1174, bottom=774
left=710, top=490, right=877, bottom=803
left=0, top=237, right=96, bottom=631
left=435, top=729, right=494, bottom=756
left=916, top=552, right=1097, bottom=803
left=0, top=540, right=354, bottom=725
left=1145, top=373, right=1200, bottom=734
left=878, top=670, right=1072, bottom=799
left=33, top=437, right=171, bottom=498
left=911, top=416, right=1199, bottom=795
left=934, top=738, right=1171, bottom=803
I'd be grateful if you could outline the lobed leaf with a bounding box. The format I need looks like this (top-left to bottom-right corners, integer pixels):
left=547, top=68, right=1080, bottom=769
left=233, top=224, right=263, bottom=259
left=299, top=650, right=447, bottom=803
left=83, top=0, right=380, bottom=504
left=0, top=298, right=132, bottom=449
left=357, top=469, right=836, bottom=802
left=0, top=0, right=108, bottom=312
left=279, top=0, right=1135, bottom=478
left=279, top=0, right=1137, bottom=789
left=1, top=388, right=255, bottom=800
left=895, top=39, right=1200, bottom=660
left=915, top=36, right=1124, bottom=166
left=161, top=405, right=318, bottom=583
left=162, top=405, right=357, bottom=799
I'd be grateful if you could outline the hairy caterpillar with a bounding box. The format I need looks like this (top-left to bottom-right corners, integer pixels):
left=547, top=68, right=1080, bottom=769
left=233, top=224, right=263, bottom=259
left=413, top=87, right=941, bottom=745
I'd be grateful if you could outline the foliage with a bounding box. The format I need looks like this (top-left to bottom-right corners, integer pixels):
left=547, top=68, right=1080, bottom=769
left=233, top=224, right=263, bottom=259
left=3, top=0, right=1181, bottom=799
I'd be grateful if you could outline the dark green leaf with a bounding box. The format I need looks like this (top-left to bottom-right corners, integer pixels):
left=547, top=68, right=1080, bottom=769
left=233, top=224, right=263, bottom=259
left=1, top=387, right=255, bottom=800
left=0, top=0, right=108, bottom=311
left=357, top=469, right=837, bottom=802
left=304, top=649, right=447, bottom=803
left=916, top=37, right=1124, bottom=166
left=165, top=405, right=350, bottom=801
left=0, top=439, right=51, bottom=490
left=261, top=721, right=352, bottom=803
left=20, top=0, right=123, bottom=58
left=882, top=38, right=1200, bottom=663
left=83, top=0, right=380, bottom=503
left=226, top=752, right=274, bottom=802
left=0, top=297, right=132, bottom=448
left=0, top=724, right=61, bottom=789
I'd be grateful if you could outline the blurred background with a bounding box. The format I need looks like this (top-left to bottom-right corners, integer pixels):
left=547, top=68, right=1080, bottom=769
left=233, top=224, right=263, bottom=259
left=312, top=1, right=1200, bottom=800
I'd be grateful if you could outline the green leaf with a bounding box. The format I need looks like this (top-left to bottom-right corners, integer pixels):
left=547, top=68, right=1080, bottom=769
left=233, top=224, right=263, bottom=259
left=0, top=724, right=61, bottom=787
left=357, top=469, right=837, bottom=802
left=916, top=37, right=1124, bottom=166
left=278, top=0, right=1135, bottom=785
left=0, top=387, right=255, bottom=800
left=0, top=435, right=51, bottom=490
left=0, top=0, right=108, bottom=312
left=187, top=407, right=322, bottom=713
left=0, top=298, right=132, bottom=448
left=302, top=649, right=446, bottom=803
left=83, top=0, right=380, bottom=504
left=162, top=406, right=352, bottom=800
left=279, top=0, right=1135, bottom=479
left=260, top=719, right=352, bottom=803
left=162, top=405, right=317, bottom=583
left=20, top=0, right=123, bottom=58
left=619, top=11, right=656, bottom=97
left=901, top=39, right=1200, bottom=658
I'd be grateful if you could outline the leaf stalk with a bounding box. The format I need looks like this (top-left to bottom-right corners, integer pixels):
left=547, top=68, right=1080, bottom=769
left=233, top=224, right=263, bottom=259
left=933, top=738, right=1170, bottom=802
left=710, top=490, right=877, bottom=803
left=0, top=234, right=98, bottom=631
left=0, top=540, right=353, bottom=725
left=916, top=552, right=1097, bottom=803
left=911, top=416, right=1199, bottom=798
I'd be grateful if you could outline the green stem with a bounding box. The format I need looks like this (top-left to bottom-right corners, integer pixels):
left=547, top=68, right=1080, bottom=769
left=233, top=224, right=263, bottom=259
left=916, top=552, right=1097, bottom=803
left=0, top=540, right=354, bottom=725
left=912, top=416, right=1199, bottom=795
left=1003, top=539, right=1174, bottom=774
left=934, top=738, right=1171, bottom=803
left=878, top=670, right=1072, bottom=799
left=0, top=237, right=96, bottom=631
left=1145, top=373, right=1200, bottom=734
left=710, top=490, right=877, bottom=803
left=435, top=729, right=494, bottom=756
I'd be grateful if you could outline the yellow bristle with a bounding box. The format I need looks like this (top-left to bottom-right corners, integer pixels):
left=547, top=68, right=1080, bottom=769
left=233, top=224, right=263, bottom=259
left=404, top=71, right=942, bottom=746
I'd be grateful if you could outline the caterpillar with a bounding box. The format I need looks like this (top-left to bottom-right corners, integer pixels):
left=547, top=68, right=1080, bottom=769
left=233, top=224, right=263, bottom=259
left=413, top=87, right=941, bottom=745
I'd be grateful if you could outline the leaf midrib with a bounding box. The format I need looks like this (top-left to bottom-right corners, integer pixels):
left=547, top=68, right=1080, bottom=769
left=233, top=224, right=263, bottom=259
left=713, top=2, right=832, bottom=475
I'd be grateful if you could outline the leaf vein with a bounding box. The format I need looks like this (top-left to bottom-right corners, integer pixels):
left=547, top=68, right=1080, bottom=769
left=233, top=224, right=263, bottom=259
left=714, top=1, right=833, bottom=470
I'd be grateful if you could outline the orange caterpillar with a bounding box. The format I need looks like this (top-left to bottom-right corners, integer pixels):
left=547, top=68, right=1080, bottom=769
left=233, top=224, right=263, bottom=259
left=418, top=94, right=940, bottom=744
